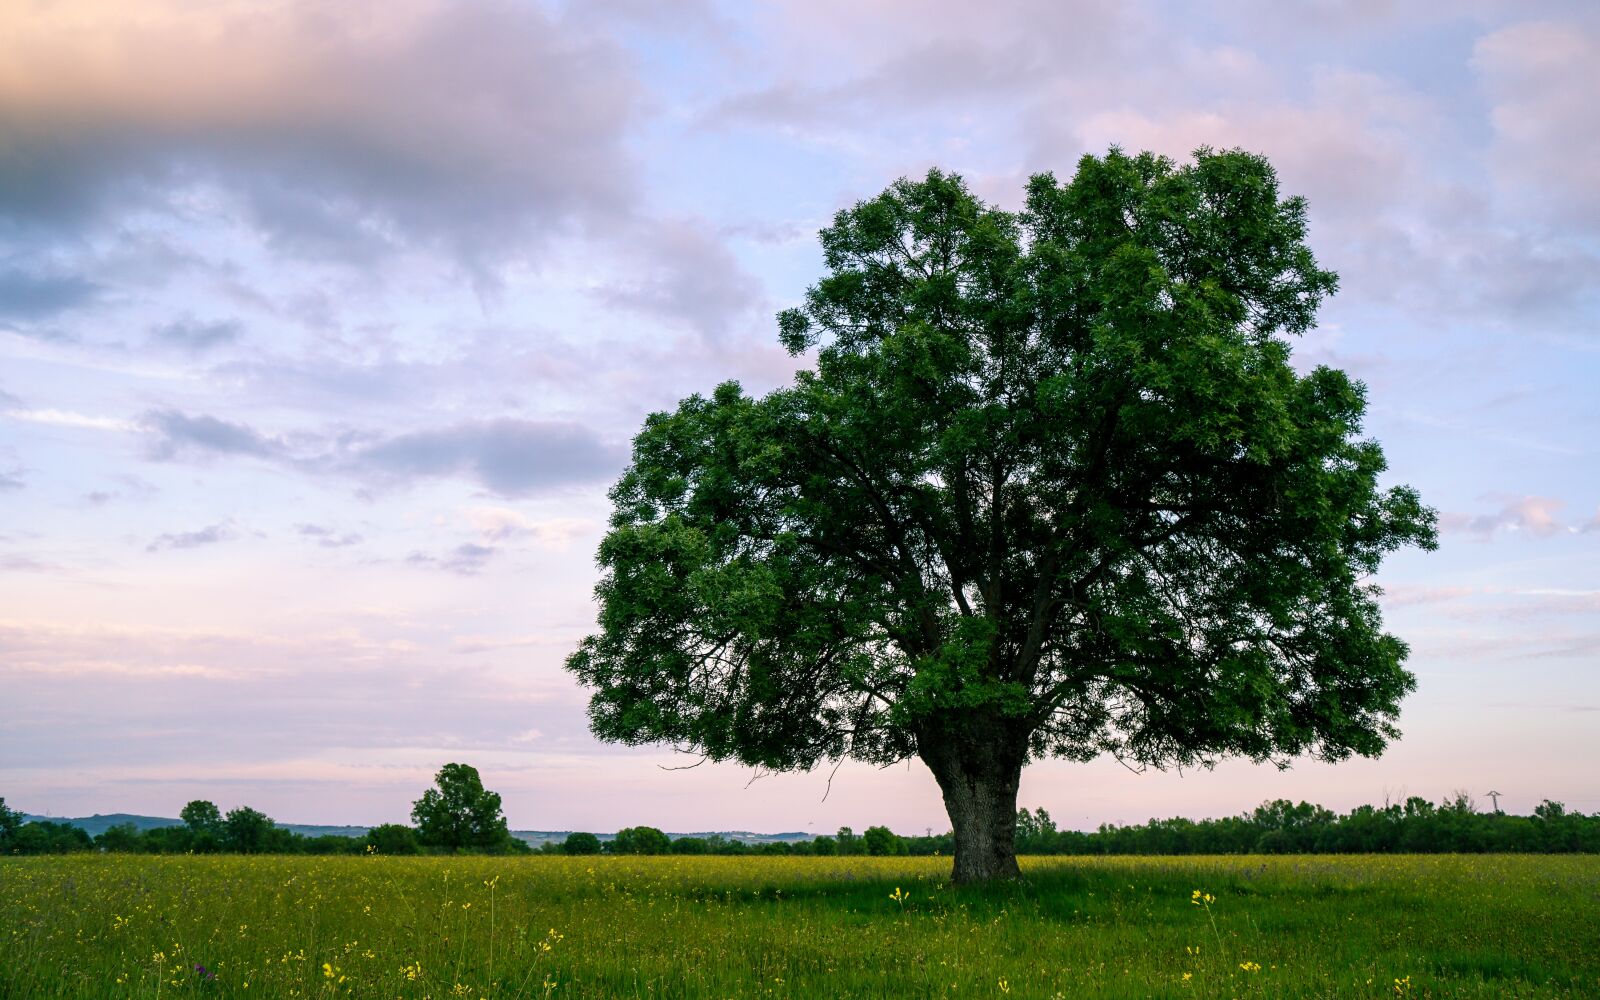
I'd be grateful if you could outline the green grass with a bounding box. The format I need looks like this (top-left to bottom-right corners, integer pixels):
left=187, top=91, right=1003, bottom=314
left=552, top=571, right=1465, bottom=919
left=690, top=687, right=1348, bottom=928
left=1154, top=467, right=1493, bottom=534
left=2, top=854, right=1596, bottom=997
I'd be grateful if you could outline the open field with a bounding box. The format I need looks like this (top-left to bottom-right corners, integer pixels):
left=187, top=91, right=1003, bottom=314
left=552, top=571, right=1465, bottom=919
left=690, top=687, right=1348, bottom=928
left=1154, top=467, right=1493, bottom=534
left=3, top=854, right=1597, bottom=998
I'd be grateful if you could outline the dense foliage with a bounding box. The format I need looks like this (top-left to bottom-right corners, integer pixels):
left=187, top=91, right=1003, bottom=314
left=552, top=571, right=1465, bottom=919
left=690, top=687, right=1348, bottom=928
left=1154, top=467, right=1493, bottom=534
left=568, top=149, right=1437, bottom=881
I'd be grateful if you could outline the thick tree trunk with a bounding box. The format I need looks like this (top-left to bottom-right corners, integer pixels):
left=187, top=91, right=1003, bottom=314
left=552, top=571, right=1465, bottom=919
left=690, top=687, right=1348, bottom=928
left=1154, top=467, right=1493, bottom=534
left=920, top=730, right=1025, bottom=884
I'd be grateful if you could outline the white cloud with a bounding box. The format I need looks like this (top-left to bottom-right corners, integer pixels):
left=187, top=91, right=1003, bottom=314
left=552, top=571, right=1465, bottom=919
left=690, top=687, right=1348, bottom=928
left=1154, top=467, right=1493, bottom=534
left=5, top=408, right=132, bottom=431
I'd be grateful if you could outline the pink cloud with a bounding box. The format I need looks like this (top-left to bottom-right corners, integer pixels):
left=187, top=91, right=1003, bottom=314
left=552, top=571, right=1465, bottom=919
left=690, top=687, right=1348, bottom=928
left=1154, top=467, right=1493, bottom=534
left=1439, top=495, right=1573, bottom=539
left=0, top=0, right=639, bottom=266
left=1474, top=17, right=1600, bottom=226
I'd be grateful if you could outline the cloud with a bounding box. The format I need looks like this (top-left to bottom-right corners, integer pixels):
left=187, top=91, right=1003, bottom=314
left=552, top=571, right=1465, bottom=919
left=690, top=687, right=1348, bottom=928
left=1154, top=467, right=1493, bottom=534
left=0, top=267, right=100, bottom=321
left=1491, top=589, right=1600, bottom=619
left=146, top=522, right=238, bottom=552
left=569, top=0, right=724, bottom=35
left=6, top=408, right=132, bottom=432
left=0, top=553, right=51, bottom=570
left=594, top=219, right=767, bottom=339
left=1377, top=585, right=1478, bottom=609
left=82, top=474, right=158, bottom=507
left=1439, top=495, right=1577, bottom=539
left=349, top=419, right=623, bottom=497
left=469, top=507, right=537, bottom=542
left=138, top=408, right=622, bottom=497
left=1474, top=17, right=1600, bottom=226
left=0, top=0, right=640, bottom=274
left=1381, top=585, right=1600, bottom=621
left=706, top=0, right=1144, bottom=131
left=140, top=409, right=283, bottom=461
left=466, top=507, right=593, bottom=547
left=294, top=524, right=364, bottom=549
left=452, top=633, right=578, bottom=654
left=150, top=317, right=242, bottom=353
left=699, top=3, right=1600, bottom=336
left=406, top=542, right=496, bottom=575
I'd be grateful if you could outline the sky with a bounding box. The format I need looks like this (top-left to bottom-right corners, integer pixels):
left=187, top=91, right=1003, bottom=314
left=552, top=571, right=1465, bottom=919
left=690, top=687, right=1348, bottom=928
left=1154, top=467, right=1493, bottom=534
left=2, top=0, right=1597, bottom=835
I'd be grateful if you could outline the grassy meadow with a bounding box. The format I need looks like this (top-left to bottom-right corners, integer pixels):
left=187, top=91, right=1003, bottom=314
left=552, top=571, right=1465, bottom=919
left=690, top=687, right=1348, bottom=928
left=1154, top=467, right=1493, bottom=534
left=2, top=853, right=1596, bottom=998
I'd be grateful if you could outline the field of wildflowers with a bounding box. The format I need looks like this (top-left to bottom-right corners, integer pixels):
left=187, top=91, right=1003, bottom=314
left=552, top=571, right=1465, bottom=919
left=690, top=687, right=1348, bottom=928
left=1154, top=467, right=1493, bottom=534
left=2, top=853, right=1595, bottom=997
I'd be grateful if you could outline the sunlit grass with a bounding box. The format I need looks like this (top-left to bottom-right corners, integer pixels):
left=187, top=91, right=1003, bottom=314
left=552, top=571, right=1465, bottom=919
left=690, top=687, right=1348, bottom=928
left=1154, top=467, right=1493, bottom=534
left=2, top=854, right=1595, bottom=997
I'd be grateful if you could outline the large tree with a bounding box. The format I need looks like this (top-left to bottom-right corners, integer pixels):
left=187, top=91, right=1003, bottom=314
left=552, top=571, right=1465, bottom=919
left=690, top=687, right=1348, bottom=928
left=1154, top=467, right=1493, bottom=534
left=567, top=148, right=1437, bottom=882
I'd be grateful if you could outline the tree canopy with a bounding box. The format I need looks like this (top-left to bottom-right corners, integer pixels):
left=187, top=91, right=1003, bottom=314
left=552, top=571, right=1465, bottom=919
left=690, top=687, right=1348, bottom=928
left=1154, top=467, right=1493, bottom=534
left=567, top=147, right=1436, bottom=881
left=609, top=825, right=671, bottom=855
left=180, top=799, right=223, bottom=836
left=410, top=763, right=513, bottom=852
left=222, top=806, right=275, bottom=853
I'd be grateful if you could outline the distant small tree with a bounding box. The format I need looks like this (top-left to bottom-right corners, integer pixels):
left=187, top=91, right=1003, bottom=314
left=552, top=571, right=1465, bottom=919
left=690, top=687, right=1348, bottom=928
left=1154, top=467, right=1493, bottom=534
left=365, top=823, right=421, bottom=855
left=810, top=834, right=838, bottom=856
left=410, top=763, right=512, bottom=852
left=0, top=797, right=20, bottom=849
left=180, top=800, right=224, bottom=836
left=862, top=825, right=907, bottom=856
left=1444, top=790, right=1476, bottom=814
left=670, top=835, right=710, bottom=855
left=610, top=826, right=671, bottom=855
left=1533, top=800, right=1566, bottom=821
left=561, top=831, right=602, bottom=855
left=1016, top=807, right=1057, bottom=852
left=1531, top=800, right=1574, bottom=852
left=1402, top=796, right=1436, bottom=819
left=95, top=822, right=143, bottom=853
left=835, top=826, right=861, bottom=855
left=223, top=807, right=275, bottom=853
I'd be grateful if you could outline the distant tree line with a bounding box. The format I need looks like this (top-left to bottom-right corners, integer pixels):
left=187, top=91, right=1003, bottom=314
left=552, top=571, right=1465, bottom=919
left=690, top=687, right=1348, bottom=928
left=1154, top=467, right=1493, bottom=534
left=547, top=796, right=1600, bottom=857
left=548, top=824, right=912, bottom=857
left=6, top=790, right=1595, bottom=858
left=0, top=764, right=531, bottom=857
left=1007, top=796, right=1600, bottom=856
